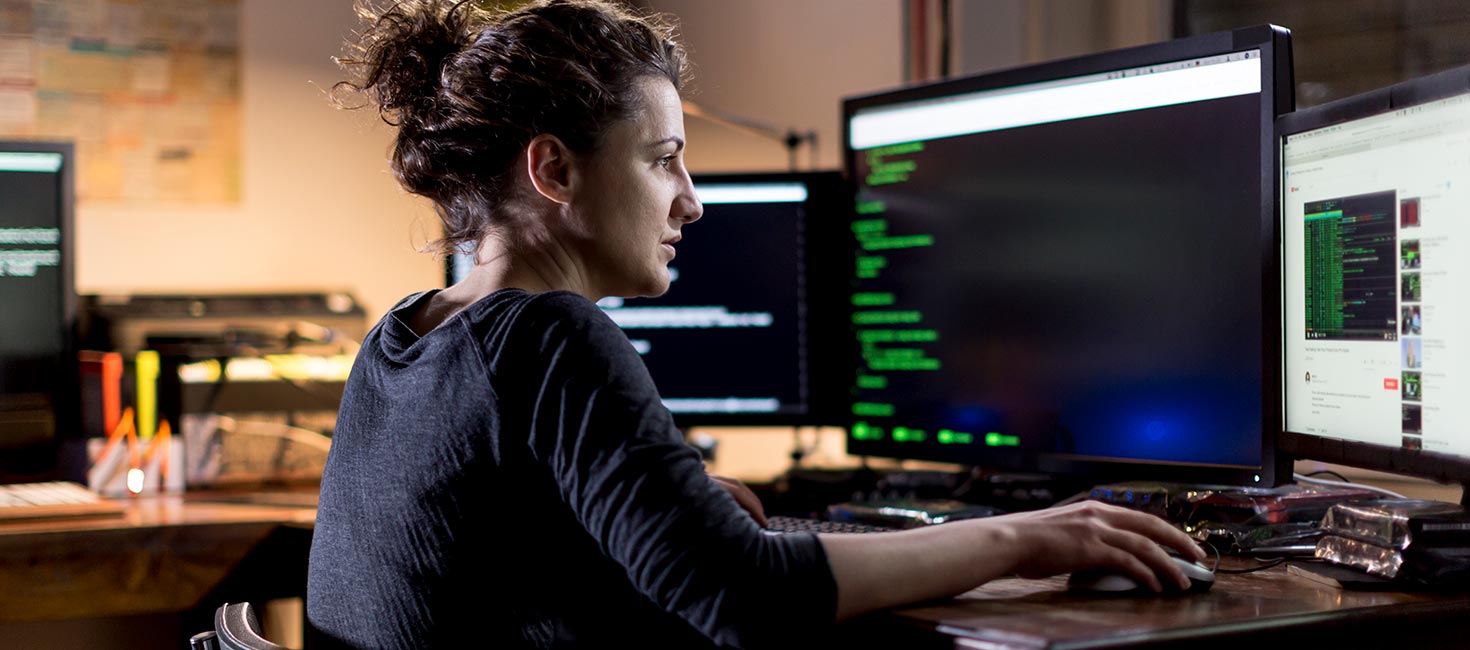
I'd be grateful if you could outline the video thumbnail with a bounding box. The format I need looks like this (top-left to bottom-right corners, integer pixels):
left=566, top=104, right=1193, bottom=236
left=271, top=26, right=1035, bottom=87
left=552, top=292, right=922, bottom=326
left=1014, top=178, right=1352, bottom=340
left=1402, top=371, right=1422, bottom=401
left=1401, top=305, right=1422, bottom=336
left=1402, top=273, right=1421, bottom=302
left=1403, top=403, right=1423, bottom=435
left=1402, top=240, right=1421, bottom=269
left=1403, top=338, right=1422, bottom=369
left=1401, top=197, right=1420, bottom=228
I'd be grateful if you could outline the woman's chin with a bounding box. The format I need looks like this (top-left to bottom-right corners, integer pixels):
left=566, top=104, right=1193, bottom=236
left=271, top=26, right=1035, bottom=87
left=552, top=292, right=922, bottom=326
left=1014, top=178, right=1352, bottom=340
left=642, top=275, right=672, bottom=298
left=617, top=271, right=671, bottom=299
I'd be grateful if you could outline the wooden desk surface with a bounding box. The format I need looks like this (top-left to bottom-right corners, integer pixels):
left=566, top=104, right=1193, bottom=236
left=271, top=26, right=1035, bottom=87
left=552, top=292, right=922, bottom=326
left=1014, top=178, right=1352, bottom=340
left=0, top=494, right=316, bottom=536
left=875, top=558, right=1469, bottom=649
left=0, top=494, right=315, bottom=624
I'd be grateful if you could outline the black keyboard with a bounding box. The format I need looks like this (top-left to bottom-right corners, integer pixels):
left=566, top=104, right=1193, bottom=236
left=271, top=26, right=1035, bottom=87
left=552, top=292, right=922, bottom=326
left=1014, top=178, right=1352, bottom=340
left=763, top=515, right=893, bottom=535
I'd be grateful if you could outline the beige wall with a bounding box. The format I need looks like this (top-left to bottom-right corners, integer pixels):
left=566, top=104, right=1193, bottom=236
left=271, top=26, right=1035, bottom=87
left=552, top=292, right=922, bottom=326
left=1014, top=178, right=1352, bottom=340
left=75, top=1, right=441, bottom=322
left=74, top=0, right=904, bottom=321
left=647, top=0, right=903, bottom=174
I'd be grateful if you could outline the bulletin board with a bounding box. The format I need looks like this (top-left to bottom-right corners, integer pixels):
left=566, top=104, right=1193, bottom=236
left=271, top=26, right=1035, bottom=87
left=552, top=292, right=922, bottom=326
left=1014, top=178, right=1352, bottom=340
left=0, top=0, right=240, bottom=203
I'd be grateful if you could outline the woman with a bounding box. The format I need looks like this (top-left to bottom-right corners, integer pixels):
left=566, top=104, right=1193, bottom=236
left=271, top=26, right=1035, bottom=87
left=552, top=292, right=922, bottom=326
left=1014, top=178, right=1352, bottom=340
left=306, top=1, right=1204, bottom=648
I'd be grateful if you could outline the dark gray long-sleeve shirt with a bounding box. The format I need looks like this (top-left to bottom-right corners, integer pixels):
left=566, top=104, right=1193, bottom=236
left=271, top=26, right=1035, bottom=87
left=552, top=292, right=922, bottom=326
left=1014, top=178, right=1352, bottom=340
left=307, top=289, right=836, bottom=648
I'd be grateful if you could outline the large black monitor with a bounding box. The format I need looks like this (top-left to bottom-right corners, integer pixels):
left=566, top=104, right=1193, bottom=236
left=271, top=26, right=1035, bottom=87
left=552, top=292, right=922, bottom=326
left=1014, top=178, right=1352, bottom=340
left=1278, top=65, right=1470, bottom=502
left=448, top=172, right=850, bottom=426
left=840, top=26, right=1294, bottom=486
left=0, top=141, right=76, bottom=481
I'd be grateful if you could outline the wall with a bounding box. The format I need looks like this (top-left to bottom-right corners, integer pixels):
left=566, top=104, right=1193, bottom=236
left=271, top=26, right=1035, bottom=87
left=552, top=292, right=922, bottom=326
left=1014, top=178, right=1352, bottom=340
left=75, top=1, right=441, bottom=322
left=645, top=0, right=903, bottom=174
left=954, top=0, right=1171, bottom=76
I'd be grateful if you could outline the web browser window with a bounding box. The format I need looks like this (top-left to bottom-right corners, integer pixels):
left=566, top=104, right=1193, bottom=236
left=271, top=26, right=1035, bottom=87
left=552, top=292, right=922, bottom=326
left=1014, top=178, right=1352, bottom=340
left=1283, top=94, right=1470, bottom=456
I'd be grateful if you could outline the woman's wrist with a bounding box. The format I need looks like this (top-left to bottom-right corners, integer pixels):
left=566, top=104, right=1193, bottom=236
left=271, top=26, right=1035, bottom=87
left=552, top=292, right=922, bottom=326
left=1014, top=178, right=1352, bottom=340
left=967, top=517, right=1024, bottom=580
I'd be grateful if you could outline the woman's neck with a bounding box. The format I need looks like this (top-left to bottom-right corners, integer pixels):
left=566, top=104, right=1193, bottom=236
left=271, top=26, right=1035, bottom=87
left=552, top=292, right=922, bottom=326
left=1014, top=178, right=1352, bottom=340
left=407, top=236, right=594, bottom=336
left=470, top=236, right=596, bottom=299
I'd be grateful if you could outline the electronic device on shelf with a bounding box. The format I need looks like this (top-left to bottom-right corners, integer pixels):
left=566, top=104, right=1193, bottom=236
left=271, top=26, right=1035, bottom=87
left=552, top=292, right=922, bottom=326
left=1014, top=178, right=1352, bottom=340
left=0, top=141, right=77, bottom=482
left=840, top=26, right=1294, bottom=486
left=79, top=292, right=368, bottom=357
left=448, top=172, right=852, bottom=427
left=1278, top=64, right=1470, bottom=505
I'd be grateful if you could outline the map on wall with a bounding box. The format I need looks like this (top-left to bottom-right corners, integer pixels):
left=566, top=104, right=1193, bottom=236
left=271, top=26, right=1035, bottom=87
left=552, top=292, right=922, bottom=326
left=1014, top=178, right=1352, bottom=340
left=0, top=0, right=240, bottom=202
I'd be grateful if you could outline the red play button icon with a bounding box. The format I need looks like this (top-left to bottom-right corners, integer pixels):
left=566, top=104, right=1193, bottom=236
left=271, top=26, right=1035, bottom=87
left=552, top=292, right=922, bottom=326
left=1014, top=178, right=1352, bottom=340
left=1385, top=378, right=1399, bottom=390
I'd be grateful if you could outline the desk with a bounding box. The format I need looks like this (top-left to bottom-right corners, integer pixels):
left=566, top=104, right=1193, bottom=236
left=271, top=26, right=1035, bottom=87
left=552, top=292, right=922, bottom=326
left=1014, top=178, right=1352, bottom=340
left=10, top=496, right=1470, bottom=650
left=856, top=558, right=1470, bottom=649
left=0, top=494, right=314, bottom=648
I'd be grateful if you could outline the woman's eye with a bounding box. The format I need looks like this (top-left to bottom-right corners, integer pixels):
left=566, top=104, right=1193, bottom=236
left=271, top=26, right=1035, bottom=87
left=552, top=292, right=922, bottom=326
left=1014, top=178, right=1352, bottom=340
left=658, top=155, right=675, bottom=169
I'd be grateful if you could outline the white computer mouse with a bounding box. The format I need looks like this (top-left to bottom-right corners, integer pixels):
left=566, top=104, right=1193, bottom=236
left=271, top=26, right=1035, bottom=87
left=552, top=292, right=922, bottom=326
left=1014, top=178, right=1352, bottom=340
left=1067, top=556, right=1215, bottom=595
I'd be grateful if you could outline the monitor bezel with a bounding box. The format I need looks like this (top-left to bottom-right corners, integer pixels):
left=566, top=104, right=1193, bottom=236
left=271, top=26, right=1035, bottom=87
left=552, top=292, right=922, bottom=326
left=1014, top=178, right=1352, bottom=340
left=839, top=25, right=1295, bottom=487
left=1276, top=64, right=1470, bottom=492
left=0, top=140, right=78, bottom=478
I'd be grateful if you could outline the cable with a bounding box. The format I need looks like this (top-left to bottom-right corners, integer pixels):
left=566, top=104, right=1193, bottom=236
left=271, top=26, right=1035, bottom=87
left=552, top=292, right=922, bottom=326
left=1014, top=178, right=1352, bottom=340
left=1294, top=473, right=1406, bottom=498
left=1200, top=539, right=1301, bottom=574
left=788, top=426, right=821, bottom=466
left=1200, top=539, right=1222, bottom=573
left=939, top=0, right=952, bottom=79
left=1303, top=469, right=1351, bottom=482
left=1215, top=558, right=1288, bottom=574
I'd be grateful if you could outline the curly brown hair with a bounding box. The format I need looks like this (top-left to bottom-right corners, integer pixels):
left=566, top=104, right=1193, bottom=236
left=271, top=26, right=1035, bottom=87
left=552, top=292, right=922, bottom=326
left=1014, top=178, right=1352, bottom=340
left=335, top=0, right=688, bottom=256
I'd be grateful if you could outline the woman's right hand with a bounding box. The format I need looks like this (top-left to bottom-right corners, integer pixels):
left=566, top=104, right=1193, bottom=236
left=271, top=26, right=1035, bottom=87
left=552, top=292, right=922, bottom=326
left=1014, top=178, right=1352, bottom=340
left=990, top=500, right=1205, bottom=592
left=822, top=498, right=1207, bottom=621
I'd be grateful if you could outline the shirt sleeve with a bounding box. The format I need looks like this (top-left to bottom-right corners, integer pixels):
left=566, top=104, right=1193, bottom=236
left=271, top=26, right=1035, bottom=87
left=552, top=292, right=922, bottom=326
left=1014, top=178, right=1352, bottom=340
left=510, top=293, right=838, bottom=648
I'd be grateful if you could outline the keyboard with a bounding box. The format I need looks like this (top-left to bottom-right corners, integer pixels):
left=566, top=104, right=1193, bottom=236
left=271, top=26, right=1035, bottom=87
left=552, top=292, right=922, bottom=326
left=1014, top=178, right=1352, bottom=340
left=0, top=481, right=126, bottom=522
left=827, top=498, right=1003, bottom=528
left=763, top=515, right=893, bottom=535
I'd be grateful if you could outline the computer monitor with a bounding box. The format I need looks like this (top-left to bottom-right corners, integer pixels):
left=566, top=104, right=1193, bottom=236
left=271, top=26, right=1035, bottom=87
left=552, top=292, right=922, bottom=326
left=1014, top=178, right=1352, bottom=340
left=0, top=141, right=76, bottom=481
left=840, top=26, right=1294, bottom=486
left=447, top=172, right=850, bottom=426
left=1279, top=65, right=1470, bottom=502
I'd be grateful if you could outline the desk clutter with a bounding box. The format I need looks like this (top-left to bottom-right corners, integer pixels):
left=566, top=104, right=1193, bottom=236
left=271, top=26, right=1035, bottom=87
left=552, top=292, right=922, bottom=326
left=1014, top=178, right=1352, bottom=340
left=1085, top=482, right=1470, bottom=589
left=1316, top=500, right=1470, bottom=586
left=71, top=292, right=361, bottom=496
left=1090, top=481, right=1379, bottom=555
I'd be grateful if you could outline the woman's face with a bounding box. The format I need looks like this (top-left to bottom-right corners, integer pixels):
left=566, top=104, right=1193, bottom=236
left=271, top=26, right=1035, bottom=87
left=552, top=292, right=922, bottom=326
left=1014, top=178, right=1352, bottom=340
left=568, top=76, right=702, bottom=298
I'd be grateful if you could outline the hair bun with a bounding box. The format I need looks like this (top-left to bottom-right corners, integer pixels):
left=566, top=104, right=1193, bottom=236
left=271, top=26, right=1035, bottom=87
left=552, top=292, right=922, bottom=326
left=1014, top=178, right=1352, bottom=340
left=337, top=0, right=481, bottom=125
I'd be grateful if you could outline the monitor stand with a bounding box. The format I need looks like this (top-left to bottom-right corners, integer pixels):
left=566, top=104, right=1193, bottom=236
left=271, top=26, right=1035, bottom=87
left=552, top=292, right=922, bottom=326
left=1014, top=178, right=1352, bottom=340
left=684, top=428, right=717, bottom=462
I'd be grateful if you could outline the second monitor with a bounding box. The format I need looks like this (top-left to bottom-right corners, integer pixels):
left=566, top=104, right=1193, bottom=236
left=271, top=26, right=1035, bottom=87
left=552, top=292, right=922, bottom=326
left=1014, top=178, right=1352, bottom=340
left=448, top=172, right=849, bottom=427
left=842, top=26, right=1294, bottom=486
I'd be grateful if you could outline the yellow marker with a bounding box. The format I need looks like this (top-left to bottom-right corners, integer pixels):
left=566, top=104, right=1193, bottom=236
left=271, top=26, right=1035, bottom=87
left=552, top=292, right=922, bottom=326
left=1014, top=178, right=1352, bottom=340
left=136, top=350, right=159, bottom=440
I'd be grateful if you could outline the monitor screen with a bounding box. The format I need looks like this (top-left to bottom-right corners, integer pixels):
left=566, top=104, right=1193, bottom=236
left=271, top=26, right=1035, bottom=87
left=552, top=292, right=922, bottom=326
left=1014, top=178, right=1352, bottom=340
left=0, top=142, right=75, bottom=477
left=1281, top=77, right=1470, bottom=469
left=448, top=172, right=849, bottom=426
left=842, top=27, right=1292, bottom=485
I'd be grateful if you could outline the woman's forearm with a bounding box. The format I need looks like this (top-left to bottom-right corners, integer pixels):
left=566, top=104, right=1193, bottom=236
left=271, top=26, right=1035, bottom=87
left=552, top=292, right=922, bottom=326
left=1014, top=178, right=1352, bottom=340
left=817, top=501, right=1206, bottom=622
left=820, top=519, right=1019, bottom=621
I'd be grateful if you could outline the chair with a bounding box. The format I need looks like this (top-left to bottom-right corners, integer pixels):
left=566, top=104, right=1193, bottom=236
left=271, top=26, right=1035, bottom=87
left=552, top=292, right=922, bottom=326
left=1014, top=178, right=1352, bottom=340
left=190, top=602, right=291, bottom=650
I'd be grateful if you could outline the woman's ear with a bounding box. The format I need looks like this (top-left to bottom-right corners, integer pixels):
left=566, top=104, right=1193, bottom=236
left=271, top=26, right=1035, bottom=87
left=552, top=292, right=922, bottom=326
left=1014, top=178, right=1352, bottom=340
left=526, top=134, right=574, bottom=205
